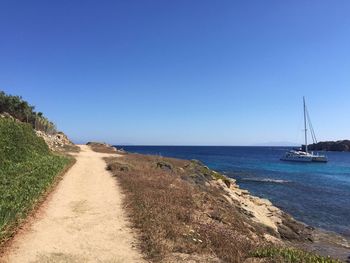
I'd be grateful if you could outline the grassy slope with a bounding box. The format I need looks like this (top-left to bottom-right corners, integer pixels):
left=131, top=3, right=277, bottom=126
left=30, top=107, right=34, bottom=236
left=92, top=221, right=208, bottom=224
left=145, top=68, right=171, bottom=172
left=0, top=118, right=71, bottom=243
left=104, top=152, right=341, bottom=263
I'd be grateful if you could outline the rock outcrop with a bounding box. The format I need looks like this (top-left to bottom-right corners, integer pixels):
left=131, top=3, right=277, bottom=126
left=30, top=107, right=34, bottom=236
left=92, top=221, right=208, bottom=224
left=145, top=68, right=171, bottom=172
left=35, top=130, right=74, bottom=151
left=212, top=178, right=313, bottom=242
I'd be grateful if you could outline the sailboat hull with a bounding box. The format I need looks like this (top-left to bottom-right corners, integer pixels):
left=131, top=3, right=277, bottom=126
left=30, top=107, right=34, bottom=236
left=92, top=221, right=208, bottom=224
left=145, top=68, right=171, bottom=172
left=280, top=151, right=328, bottom=163
left=280, top=158, right=312, bottom=162
left=311, top=156, right=328, bottom=163
left=280, top=155, right=313, bottom=162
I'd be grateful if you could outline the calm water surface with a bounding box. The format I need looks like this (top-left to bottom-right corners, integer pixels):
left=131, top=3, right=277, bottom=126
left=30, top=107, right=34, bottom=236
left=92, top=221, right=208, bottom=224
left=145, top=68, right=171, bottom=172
left=116, top=146, right=350, bottom=238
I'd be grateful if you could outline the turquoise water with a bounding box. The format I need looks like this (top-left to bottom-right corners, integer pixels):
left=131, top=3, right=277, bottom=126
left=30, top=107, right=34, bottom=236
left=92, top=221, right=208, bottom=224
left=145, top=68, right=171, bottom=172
left=117, top=146, right=350, bottom=238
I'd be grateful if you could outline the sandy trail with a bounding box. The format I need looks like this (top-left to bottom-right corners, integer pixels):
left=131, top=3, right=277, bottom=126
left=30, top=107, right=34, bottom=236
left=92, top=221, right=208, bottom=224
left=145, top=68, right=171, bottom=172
left=1, top=145, right=144, bottom=263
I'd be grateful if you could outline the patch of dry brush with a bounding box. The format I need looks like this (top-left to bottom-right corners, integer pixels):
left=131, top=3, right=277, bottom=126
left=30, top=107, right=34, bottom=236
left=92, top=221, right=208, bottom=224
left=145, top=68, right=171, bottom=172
left=105, top=154, right=269, bottom=262
left=87, top=142, right=117, bottom=154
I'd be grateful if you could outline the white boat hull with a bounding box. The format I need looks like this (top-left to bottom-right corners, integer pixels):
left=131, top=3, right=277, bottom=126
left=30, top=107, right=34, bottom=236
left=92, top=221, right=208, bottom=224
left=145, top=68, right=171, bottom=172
left=311, top=156, right=328, bottom=163
left=280, top=156, right=313, bottom=162
left=280, top=150, right=328, bottom=163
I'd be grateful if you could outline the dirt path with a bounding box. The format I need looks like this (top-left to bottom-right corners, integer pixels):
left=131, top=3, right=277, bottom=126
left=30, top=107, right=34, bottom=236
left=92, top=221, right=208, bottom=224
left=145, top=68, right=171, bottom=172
left=1, top=145, right=144, bottom=263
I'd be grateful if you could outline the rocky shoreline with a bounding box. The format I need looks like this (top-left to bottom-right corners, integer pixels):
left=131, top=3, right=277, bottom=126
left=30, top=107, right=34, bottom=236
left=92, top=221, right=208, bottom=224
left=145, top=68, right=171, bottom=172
left=213, top=175, right=350, bottom=260
left=210, top=175, right=312, bottom=242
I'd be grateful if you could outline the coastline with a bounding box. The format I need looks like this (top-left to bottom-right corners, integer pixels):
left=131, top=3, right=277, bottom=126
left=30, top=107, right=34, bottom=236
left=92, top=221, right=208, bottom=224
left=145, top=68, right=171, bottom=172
left=105, top=145, right=350, bottom=262
left=219, top=173, right=350, bottom=260
left=118, top=146, right=350, bottom=238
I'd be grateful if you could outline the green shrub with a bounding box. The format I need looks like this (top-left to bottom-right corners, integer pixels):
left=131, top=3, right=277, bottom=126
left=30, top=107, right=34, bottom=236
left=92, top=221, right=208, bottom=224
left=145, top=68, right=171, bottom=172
left=0, top=118, right=49, bottom=163
left=0, top=118, right=71, bottom=242
left=252, top=247, right=341, bottom=263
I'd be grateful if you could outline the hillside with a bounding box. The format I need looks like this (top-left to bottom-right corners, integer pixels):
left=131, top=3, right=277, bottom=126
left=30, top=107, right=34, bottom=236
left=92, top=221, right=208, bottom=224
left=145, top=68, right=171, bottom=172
left=0, top=91, right=78, bottom=153
left=308, top=140, right=350, bottom=152
left=0, top=117, right=72, bottom=246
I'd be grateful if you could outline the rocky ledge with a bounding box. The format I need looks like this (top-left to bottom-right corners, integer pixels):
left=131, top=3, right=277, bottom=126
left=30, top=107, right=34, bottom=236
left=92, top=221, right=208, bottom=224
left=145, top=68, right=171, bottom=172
left=35, top=130, right=77, bottom=152
left=208, top=174, right=313, bottom=244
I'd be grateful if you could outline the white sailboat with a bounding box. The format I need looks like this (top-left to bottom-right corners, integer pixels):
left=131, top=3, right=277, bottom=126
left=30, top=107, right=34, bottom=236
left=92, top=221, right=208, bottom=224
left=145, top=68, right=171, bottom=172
left=280, top=97, right=328, bottom=163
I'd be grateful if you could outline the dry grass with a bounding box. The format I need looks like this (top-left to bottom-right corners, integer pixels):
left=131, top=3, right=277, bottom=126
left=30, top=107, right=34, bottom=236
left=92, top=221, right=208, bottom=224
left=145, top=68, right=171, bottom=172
left=87, top=142, right=117, bottom=154
left=105, top=153, right=268, bottom=262
left=55, top=144, right=81, bottom=155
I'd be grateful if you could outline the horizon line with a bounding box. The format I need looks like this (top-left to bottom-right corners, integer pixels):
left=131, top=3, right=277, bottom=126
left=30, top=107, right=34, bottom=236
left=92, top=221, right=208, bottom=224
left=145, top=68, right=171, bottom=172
left=112, top=144, right=299, bottom=147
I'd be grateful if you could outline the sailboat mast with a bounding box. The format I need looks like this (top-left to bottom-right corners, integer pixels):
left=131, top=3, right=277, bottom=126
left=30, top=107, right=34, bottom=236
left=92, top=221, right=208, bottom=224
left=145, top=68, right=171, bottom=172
left=303, top=96, right=308, bottom=153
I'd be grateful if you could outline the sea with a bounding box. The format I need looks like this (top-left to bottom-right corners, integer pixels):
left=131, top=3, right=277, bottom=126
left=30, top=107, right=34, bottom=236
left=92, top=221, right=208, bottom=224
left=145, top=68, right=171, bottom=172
left=115, top=146, right=350, bottom=239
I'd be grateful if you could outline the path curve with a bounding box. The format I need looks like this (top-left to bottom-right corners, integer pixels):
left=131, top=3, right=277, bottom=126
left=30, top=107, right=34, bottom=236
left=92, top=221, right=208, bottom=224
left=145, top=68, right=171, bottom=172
left=1, top=145, right=144, bottom=263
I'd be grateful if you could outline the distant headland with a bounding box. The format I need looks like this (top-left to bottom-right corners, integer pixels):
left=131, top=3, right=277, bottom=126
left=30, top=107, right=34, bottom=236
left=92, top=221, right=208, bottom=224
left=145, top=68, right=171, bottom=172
left=307, top=140, right=350, bottom=152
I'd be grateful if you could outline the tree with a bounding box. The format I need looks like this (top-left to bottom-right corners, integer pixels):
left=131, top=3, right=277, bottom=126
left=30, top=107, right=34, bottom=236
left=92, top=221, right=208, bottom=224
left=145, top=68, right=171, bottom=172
left=0, top=90, right=57, bottom=134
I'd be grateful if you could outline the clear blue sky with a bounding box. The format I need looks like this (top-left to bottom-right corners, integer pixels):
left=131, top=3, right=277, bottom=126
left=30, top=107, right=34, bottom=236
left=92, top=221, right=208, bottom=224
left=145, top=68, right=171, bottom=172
left=1, top=1, right=349, bottom=145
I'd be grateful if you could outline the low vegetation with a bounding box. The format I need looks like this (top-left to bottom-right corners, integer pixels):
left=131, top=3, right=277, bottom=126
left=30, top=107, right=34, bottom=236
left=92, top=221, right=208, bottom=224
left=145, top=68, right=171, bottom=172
left=0, top=118, right=72, bottom=245
left=105, top=152, right=341, bottom=263
left=105, top=153, right=266, bottom=262
left=252, top=247, right=341, bottom=263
